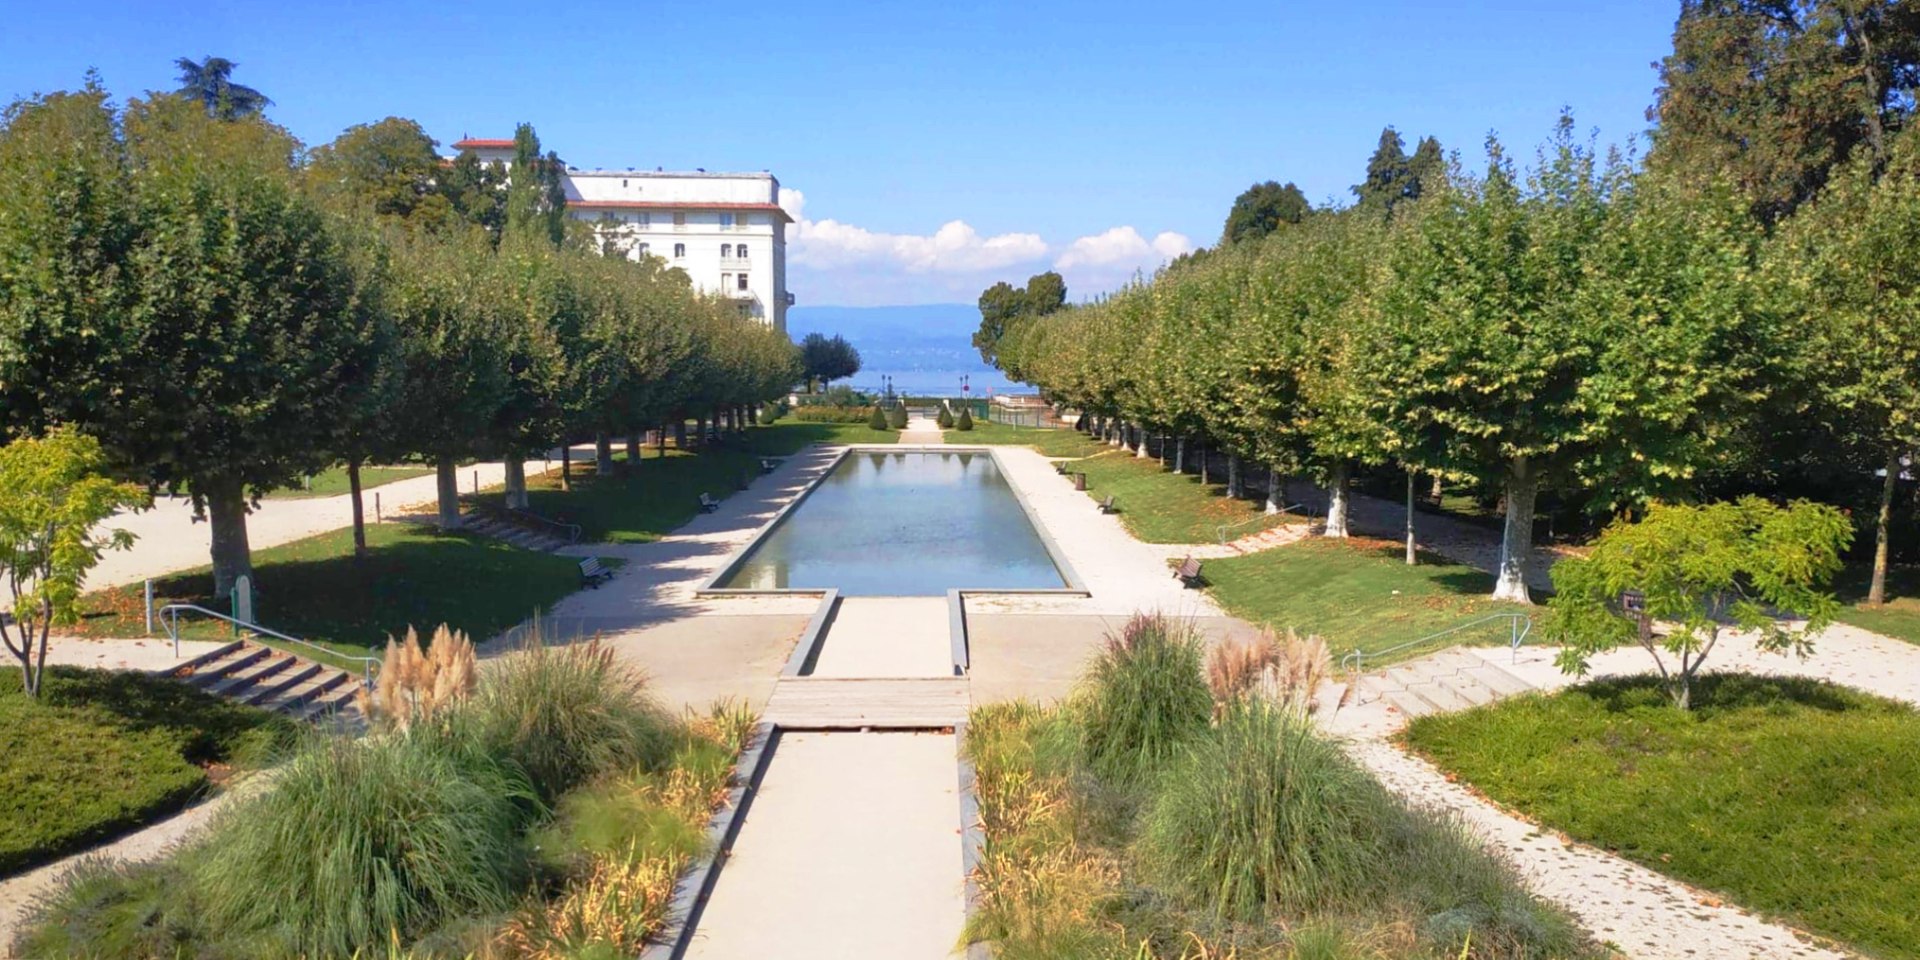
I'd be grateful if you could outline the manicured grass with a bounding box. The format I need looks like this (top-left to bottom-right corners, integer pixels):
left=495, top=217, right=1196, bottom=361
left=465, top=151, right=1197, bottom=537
left=1407, top=675, right=1920, bottom=959
left=73, top=522, right=583, bottom=659
left=962, top=421, right=1299, bottom=543
left=1204, top=537, right=1526, bottom=664
left=0, top=667, right=292, bottom=874
left=1834, top=561, right=1920, bottom=645
left=262, top=464, right=434, bottom=500
left=488, top=421, right=893, bottom=544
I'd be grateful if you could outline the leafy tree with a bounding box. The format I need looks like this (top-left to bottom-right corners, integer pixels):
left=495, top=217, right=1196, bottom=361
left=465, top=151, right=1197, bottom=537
left=1354, top=127, right=1447, bottom=219
left=173, top=56, right=272, bottom=120
left=1770, top=124, right=1920, bottom=604
left=1221, top=181, right=1310, bottom=244
left=974, top=271, right=1067, bottom=369
left=506, top=123, right=567, bottom=246
left=1648, top=0, right=1920, bottom=224
left=1548, top=498, right=1850, bottom=709
left=799, top=333, right=862, bottom=391
left=439, top=150, right=510, bottom=242
left=0, top=429, right=147, bottom=697
left=1022, top=270, right=1067, bottom=316
left=307, top=117, right=455, bottom=227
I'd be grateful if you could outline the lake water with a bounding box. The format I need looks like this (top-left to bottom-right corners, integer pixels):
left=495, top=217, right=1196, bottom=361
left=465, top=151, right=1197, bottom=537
left=717, top=450, right=1066, bottom=595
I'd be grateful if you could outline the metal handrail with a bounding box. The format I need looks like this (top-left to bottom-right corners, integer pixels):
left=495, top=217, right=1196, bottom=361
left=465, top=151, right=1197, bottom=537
left=1339, top=612, right=1533, bottom=676
left=1216, top=503, right=1317, bottom=544
left=159, top=603, right=380, bottom=686
left=505, top=506, right=582, bottom=544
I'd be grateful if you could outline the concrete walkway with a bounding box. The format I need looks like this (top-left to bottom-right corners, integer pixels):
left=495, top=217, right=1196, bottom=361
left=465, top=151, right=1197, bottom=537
left=898, top=413, right=946, bottom=445
left=682, top=732, right=965, bottom=960
left=811, top=598, right=954, bottom=678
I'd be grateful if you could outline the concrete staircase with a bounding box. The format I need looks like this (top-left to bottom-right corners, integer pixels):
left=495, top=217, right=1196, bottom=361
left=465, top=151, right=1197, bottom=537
left=1354, top=648, right=1539, bottom=719
left=171, top=641, right=368, bottom=731
left=461, top=513, right=574, bottom=552
left=1223, top=522, right=1313, bottom=555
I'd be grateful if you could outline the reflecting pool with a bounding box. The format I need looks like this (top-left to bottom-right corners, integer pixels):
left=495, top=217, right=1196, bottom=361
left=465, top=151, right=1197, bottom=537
left=717, top=450, right=1066, bottom=595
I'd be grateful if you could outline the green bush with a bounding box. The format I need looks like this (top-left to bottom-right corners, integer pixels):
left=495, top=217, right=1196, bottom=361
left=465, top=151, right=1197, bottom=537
left=868, top=406, right=890, bottom=430
left=886, top=404, right=909, bottom=429
left=464, top=637, right=675, bottom=805
left=11, top=858, right=208, bottom=959
left=936, top=406, right=956, bottom=429
left=956, top=407, right=975, bottom=431
left=0, top=667, right=293, bottom=874
left=790, top=405, right=876, bottom=424
left=1072, top=613, right=1211, bottom=783
left=1140, top=700, right=1386, bottom=918
left=192, top=732, right=531, bottom=958
left=757, top=400, right=788, bottom=423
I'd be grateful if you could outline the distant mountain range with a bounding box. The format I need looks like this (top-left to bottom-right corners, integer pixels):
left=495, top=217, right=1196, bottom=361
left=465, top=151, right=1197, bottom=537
left=788, top=304, right=1027, bottom=397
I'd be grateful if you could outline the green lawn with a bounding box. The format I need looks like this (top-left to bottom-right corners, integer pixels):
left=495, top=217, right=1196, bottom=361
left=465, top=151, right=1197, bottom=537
left=1834, top=561, right=1920, bottom=645
left=484, top=421, right=895, bottom=544
left=261, top=464, right=434, bottom=500
left=74, top=522, right=584, bottom=660
left=960, top=421, right=1298, bottom=543
left=0, top=667, right=292, bottom=874
left=1407, top=675, right=1920, bottom=959
left=1203, top=537, right=1528, bottom=665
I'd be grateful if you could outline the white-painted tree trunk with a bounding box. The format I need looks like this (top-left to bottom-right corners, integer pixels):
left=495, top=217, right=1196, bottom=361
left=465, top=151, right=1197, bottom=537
left=435, top=456, right=462, bottom=531
left=504, top=458, right=529, bottom=510
left=1323, top=461, right=1350, bottom=538
left=1404, top=471, right=1416, bottom=564
left=1265, top=465, right=1281, bottom=514
left=1227, top=453, right=1242, bottom=499
left=1492, top=457, right=1538, bottom=604
left=1136, top=429, right=1150, bottom=458
left=1174, top=437, right=1187, bottom=474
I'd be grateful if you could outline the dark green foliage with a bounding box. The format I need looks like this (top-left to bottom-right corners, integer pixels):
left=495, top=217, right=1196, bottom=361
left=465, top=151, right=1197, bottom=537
left=1410, top=674, right=1920, bottom=957
left=1648, top=0, right=1920, bottom=224
left=973, top=271, right=1067, bottom=370
left=0, top=667, right=291, bottom=874
left=936, top=405, right=956, bottom=429
left=10, top=858, right=207, bottom=959
left=790, top=404, right=879, bottom=424
left=955, top=406, right=974, bottom=431
left=799, top=332, right=862, bottom=390
left=886, top=404, right=909, bottom=430
left=1072, top=613, right=1212, bottom=783
left=868, top=406, right=890, bottom=431
left=1222, top=180, right=1311, bottom=244
left=172, top=56, right=271, bottom=120
left=1353, top=126, right=1446, bottom=218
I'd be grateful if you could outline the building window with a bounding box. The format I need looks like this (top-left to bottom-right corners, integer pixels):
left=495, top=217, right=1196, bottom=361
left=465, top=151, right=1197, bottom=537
left=737, top=273, right=749, bottom=291
left=719, top=213, right=735, bottom=229
left=673, top=243, right=685, bottom=259
left=721, top=273, right=732, bottom=289
left=721, top=244, right=732, bottom=258
left=638, top=242, right=650, bottom=257
left=736, top=244, right=748, bottom=261
left=638, top=212, right=650, bottom=227
left=672, top=212, right=687, bottom=227
left=621, top=178, right=628, bottom=188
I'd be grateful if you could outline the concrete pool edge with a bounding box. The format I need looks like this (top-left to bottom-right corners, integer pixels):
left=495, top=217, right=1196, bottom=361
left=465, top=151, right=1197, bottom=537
left=692, top=444, right=1090, bottom=599
left=640, top=721, right=781, bottom=960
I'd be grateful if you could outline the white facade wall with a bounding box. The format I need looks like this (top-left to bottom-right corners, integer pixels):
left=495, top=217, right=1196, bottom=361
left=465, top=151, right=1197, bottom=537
left=449, top=140, right=792, bottom=333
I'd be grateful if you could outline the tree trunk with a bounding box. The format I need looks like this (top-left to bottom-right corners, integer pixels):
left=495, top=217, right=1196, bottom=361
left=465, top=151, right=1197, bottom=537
left=559, top=443, right=572, bottom=492
left=1405, top=470, right=1417, bottom=565
left=1265, top=465, right=1281, bottom=514
left=435, top=457, right=462, bottom=531
left=347, top=460, right=368, bottom=558
left=205, top=477, right=255, bottom=601
left=1492, top=456, right=1538, bottom=604
left=595, top=433, right=614, bottom=475
left=1869, top=447, right=1901, bottom=605
left=1227, top=453, right=1243, bottom=499
left=1175, top=436, right=1187, bottom=474
left=1430, top=473, right=1443, bottom=502
left=504, top=458, right=528, bottom=509
left=1199, top=440, right=1209, bottom=485
left=658, top=422, right=668, bottom=456
left=1323, top=461, right=1351, bottom=538
left=626, top=433, right=641, bottom=466
left=673, top=419, right=688, bottom=449
left=1136, top=428, right=1150, bottom=458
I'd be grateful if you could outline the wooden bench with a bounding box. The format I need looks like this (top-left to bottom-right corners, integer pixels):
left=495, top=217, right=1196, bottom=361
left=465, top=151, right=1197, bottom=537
left=698, top=492, right=720, bottom=513
left=1053, top=460, right=1071, bottom=475
left=760, top=457, right=782, bottom=474
left=1173, top=556, right=1205, bottom=588
left=1098, top=495, right=1118, bottom=514
left=579, top=557, right=613, bottom=588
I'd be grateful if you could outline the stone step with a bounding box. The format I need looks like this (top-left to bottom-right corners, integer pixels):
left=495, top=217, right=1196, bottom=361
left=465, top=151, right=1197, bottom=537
left=1464, top=663, right=1535, bottom=698
left=200, top=652, right=299, bottom=698
left=185, top=644, right=273, bottom=685
left=1381, top=686, right=1441, bottom=718
left=1434, top=670, right=1498, bottom=707
left=241, top=660, right=324, bottom=706
left=1403, top=680, right=1474, bottom=713
left=254, top=668, right=347, bottom=715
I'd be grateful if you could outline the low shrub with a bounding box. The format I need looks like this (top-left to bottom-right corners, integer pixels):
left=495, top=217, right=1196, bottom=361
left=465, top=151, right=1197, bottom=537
left=790, top=405, right=877, bottom=424
left=956, top=407, right=975, bottom=431
left=937, top=405, right=956, bottom=429
left=886, top=405, right=909, bottom=429
left=465, top=636, right=675, bottom=805
left=11, top=858, right=207, bottom=959
left=192, top=732, right=532, bottom=958
left=1073, top=613, right=1212, bottom=784
left=868, top=406, right=890, bottom=430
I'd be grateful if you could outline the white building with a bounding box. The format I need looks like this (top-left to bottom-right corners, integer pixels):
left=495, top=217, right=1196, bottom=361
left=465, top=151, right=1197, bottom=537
left=452, top=138, right=794, bottom=333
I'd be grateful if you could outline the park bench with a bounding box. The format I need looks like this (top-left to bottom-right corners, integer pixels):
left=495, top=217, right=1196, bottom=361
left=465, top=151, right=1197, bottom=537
left=1098, top=495, right=1118, bottom=514
left=698, top=492, right=720, bottom=513
left=579, top=557, right=613, bottom=588
left=1053, top=460, right=1071, bottom=475
left=760, top=457, right=782, bottom=474
left=1173, top=556, right=1205, bottom=588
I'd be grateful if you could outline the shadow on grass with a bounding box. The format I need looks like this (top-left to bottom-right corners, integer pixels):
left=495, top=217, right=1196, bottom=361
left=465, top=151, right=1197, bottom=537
left=6, top=666, right=296, bottom=765
left=1575, top=672, right=1875, bottom=718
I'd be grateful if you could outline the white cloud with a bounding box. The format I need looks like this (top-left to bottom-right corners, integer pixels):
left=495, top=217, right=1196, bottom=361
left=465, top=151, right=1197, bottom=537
left=777, top=187, right=1192, bottom=306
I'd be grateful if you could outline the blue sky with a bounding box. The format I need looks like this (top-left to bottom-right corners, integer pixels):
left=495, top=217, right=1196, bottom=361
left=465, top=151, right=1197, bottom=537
left=1, top=1, right=1679, bottom=306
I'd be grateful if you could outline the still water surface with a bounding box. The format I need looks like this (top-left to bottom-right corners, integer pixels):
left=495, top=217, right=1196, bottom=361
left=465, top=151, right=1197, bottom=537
left=718, top=450, right=1065, bottom=595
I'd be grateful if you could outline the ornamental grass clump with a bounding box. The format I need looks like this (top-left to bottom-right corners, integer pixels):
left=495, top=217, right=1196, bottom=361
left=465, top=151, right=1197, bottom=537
left=1073, top=612, right=1212, bottom=783
left=191, top=732, right=532, bottom=958
left=1205, top=628, right=1333, bottom=714
left=360, top=623, right=478, bottom=730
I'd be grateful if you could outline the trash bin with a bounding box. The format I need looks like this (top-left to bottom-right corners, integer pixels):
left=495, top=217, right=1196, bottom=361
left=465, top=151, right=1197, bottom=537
left=1073, top=473, right=1088, bottom=491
